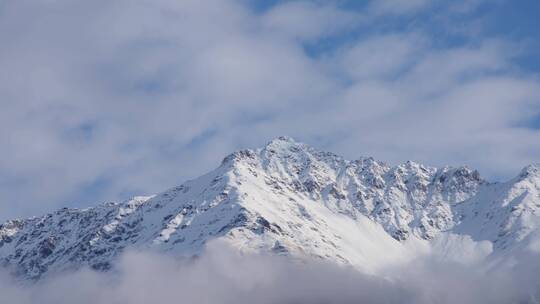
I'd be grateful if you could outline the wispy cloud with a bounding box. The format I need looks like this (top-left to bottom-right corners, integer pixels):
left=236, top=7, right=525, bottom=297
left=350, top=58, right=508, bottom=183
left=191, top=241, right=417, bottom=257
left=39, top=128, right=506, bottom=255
left=1, top=0, right=539, bottom=219
left=368, top=0, right=432, bottom=16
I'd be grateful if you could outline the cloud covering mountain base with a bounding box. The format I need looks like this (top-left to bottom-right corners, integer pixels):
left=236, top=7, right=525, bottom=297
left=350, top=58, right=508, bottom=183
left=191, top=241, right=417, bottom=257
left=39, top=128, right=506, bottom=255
left=1, top=242, right=539, bottom=304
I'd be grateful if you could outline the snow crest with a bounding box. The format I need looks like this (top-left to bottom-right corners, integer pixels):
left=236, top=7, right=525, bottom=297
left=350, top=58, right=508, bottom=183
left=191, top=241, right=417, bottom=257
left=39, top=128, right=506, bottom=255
left=1, top=137, right=539, bottom=280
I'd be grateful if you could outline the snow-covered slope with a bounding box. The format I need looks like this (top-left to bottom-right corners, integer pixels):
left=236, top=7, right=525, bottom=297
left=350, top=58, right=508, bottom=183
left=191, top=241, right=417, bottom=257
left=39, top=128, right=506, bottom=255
left=1, top=137, right=539, bottom=280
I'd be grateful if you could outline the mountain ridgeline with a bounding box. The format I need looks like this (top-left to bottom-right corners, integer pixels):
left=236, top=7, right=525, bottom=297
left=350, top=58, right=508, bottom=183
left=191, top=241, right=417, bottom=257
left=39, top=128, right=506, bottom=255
left=1, top=137, right=540, bottom=280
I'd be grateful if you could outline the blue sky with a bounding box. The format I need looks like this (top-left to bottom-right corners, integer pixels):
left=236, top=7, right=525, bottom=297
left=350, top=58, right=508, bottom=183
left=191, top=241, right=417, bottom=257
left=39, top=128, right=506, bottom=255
left=1, top=0, right=540, bottom=220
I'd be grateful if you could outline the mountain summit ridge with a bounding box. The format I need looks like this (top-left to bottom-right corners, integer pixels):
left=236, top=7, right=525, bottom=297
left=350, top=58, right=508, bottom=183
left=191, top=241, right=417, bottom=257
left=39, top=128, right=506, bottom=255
left=1, top=137, right=539, bottom=280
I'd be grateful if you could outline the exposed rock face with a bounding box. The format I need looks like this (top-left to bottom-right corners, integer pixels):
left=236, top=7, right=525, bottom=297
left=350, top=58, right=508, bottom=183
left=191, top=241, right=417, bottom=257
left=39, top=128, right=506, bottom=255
left=1, top=137, right=539, bottom=280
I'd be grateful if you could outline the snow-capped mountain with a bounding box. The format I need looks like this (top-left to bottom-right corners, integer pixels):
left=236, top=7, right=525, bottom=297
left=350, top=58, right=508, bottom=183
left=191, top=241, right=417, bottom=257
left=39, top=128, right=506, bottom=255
left=1, top=136, right=540, bottom=280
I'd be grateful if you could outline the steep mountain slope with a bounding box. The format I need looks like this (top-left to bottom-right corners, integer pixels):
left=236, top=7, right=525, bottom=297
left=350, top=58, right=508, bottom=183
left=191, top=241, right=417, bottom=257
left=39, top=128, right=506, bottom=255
left=454, top=164, right=540, bottom=252
left=1, top=137, right=539, bottom=280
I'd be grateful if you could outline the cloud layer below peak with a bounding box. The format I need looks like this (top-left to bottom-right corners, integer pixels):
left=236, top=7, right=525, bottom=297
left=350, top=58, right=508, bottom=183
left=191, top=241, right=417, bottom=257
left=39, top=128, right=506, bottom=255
left=1, top=241, right=539, bottom=304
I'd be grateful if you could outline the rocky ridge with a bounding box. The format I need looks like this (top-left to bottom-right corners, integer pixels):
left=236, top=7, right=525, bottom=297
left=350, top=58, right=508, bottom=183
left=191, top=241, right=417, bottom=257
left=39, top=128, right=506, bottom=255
left=1, top=137, right=539, bottom=280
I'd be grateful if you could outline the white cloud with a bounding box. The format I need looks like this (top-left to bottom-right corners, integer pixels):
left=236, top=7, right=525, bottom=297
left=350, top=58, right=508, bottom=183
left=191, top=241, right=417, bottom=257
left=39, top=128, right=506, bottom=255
left=0, top=242, right=539, bottom=303
left=368, top=0, right=432, bottom=15
left=0, top=0, right=539, bottom=220
left=261, top=1, right=362, bottom=41
left=335, top=33, right=427, bottom=80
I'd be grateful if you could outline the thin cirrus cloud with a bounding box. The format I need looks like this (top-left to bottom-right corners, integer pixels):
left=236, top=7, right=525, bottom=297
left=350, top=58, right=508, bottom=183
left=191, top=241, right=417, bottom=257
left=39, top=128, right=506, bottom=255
left=261, top=1, right=362, bottom=41
left=368, top=0, right=431, bottom=15
left=1, top=0, right=539, bottom=220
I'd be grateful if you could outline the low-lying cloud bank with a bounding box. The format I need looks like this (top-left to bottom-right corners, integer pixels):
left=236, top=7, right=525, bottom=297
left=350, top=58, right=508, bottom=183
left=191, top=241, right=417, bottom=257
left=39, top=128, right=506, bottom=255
left=1, top=243, right=539, bottom=304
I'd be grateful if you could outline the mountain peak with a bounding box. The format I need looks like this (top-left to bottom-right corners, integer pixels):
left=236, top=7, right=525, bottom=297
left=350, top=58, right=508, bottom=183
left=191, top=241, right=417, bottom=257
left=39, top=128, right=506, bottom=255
left=220, top=137, right=310, bottom=169
left=518, top=163, right=540, bottom=180
left=2, top=137, right=539, bottom=281
left=270, top=135, right=298, bottom=144
left=264, top=136, right=305, bottom=151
